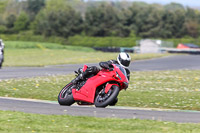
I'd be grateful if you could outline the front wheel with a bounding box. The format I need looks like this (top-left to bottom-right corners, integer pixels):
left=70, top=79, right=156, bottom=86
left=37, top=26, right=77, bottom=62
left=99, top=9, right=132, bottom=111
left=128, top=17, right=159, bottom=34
left=95, top=85, right=120, bottom=108
left=58, top=83, right=75, bottom=106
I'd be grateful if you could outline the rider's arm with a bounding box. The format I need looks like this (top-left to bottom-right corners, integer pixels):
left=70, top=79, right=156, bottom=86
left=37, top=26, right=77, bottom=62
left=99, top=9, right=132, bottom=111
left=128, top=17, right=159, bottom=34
left=99, top=60, right=113, bottom=69
left=99, top=61, right=109, bottom=69
left=0, top=41, right=4, bottom=53
left=125, top=69, right=130, bottom=81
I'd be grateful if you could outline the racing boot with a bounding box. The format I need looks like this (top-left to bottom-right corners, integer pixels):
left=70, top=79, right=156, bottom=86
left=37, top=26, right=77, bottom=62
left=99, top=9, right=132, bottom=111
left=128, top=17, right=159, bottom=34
left=72, top=74, right=83, bottom=85
left=71, top=71, right=87, bottom=85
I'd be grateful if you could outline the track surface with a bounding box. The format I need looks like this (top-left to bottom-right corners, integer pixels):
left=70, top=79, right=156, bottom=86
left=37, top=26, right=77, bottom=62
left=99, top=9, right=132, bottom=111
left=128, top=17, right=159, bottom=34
left=1, top=54, right=200, bottom=123
left=1, top=97, right=200, bottom=123
left=1, top=55, right=200, bottom=79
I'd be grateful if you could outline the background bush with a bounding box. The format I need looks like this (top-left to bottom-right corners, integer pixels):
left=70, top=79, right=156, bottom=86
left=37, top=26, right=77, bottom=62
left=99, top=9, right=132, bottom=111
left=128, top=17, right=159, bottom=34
left=0, top=33, right=140, bottom=47
left=1, top=1, right=200, bottom=48
left=1, top=33, right=200, bottom=48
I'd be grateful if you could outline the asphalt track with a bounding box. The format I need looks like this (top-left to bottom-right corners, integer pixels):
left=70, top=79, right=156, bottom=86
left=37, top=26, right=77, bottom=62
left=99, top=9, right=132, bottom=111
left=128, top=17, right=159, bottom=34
left=1, top=54, right=200, bottom=79
left=0, top=97, right=200, bottom=123
left=1, top=54, right=200, bottom=123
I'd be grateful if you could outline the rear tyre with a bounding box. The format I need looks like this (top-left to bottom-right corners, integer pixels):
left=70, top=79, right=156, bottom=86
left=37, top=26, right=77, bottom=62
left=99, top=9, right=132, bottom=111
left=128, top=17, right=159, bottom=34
left=58, top=83, right=75, bottom=106
left=95, top=85, right=120, bottom=108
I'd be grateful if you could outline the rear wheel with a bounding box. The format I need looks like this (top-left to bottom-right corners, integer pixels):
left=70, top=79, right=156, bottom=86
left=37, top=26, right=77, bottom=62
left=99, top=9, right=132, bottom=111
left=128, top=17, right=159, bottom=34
left=95, top=85, right=120, bottom=108
left=58, top=83, right=75, bottom=106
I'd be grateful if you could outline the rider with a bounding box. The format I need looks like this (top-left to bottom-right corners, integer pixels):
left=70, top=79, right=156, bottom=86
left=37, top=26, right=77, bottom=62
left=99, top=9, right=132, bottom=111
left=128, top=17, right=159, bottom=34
left=0, top=39, right=4, bottom=68
left=72, top=52, right=131, bottom=84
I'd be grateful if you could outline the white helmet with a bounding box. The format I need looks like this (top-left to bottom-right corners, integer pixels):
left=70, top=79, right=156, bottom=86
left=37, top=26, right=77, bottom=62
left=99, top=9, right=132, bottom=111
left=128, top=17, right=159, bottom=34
left=117, top=52, right=131, bottom=68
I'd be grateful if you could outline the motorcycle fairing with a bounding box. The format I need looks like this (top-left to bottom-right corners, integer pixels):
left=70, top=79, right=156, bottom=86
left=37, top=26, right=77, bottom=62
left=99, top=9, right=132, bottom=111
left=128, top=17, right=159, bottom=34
left=72, top=69, right=115, bottom=103
left=82, top=65, right=88, bottom=72
left=72, top=64, right=129, bottom=104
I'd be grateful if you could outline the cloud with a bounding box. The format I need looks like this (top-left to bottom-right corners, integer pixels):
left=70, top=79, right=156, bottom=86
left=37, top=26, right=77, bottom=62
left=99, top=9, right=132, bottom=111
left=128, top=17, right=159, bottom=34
left=129, top=0, right=199, bottom=6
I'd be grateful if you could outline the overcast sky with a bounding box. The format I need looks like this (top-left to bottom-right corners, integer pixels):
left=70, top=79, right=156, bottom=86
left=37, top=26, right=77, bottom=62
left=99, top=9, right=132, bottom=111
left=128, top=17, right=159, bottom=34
left=86, top=0, right=200, bottom=7
left=133, top=0, right=200, bottom=7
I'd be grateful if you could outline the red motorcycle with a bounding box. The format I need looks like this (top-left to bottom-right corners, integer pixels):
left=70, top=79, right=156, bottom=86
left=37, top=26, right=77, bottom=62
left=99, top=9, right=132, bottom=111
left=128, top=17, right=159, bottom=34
left=58, top=64, right=129, bottom=108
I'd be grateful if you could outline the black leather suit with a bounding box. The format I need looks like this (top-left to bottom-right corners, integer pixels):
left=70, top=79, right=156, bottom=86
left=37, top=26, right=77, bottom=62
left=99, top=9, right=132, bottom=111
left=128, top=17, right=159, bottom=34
left=73, top=60, right=130, bottom=84
left=83, top=60, right=130, bottom=81
left=99, top=60, right=130, bottom=81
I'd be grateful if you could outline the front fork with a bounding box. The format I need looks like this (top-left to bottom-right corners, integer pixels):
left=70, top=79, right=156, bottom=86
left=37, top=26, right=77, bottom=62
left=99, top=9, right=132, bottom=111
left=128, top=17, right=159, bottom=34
left=104, top=83, right=119, bottom=94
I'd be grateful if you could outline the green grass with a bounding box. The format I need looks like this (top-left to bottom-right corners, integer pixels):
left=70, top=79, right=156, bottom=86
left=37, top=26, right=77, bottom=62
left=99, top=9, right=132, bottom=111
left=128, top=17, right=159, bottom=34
left=4, top=49, right=172, bottom=67
left=118, top=70, right=200, bottom=110
left=1, top=70, right=200, bottom=110
left=1, top=110, right=200, bottom=133
left=4, top=41, right=95, bottom=51
left=4, top=49, right=105, bottom=66
left=2, top=41, right=172, bottom=67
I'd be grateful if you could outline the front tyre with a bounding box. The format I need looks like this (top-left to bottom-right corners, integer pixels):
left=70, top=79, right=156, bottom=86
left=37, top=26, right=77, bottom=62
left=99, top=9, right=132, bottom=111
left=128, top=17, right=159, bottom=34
left=95, top=85, right=120, bottom=108
left=109, top=98, right=118, bottom=106
left=58, top=83, right=75, bottom=106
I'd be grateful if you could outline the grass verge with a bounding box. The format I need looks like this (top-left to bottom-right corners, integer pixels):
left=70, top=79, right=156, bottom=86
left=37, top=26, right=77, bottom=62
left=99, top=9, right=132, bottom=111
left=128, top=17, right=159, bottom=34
left=4, top=41, right=95, bottom=51
left=4, top=49, right=172, bottom=66
left=2, top=41, right=173, bottom=67
left=1, top=110, right=200, bottom=133
left=0, top=70, right=200, bottom=110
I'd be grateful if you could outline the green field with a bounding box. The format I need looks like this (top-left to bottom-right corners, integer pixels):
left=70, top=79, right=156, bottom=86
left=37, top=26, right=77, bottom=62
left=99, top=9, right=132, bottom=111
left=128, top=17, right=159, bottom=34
left=3, top=41, right=172, bottom=66
left=1, top=41, right=198, bottom=131
left=119, top=70, right=200, bottom=110
left=4, top=41, right=95, bottom=51
left=1, top=70, right=200, bottom=110
left=1, top=110, right=200, bottom=133
left=4, top=49, right=172, bottom=66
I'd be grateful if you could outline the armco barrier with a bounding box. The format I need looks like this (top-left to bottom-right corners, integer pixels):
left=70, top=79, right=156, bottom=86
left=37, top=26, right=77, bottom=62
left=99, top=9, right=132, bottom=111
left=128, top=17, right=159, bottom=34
left=162, top=48, right=200, bottom=55
left=93, top=47, right=134, bottom=53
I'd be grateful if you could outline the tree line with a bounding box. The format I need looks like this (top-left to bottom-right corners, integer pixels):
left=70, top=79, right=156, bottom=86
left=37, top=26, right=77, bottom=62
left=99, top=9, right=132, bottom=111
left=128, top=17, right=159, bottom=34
left=0, top=0, right=200, bottom=39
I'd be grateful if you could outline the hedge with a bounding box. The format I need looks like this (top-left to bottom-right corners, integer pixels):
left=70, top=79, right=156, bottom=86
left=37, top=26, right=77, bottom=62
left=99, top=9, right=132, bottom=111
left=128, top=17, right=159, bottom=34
left=67, top=35, right=139, bottom=47
left=164, top=38, right=200, bottom=47
left=0, top=34, right=139, bottom=47
left=0, top=34, right=68, bottom=45
left=1, top=33, right=200, bottom=48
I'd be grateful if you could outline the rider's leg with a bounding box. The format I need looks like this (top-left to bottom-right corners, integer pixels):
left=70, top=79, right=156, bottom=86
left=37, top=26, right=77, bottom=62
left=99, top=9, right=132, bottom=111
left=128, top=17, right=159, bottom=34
left=71, top=73, right=84, bottom=85
left=72, top=66, right=100, bottom=85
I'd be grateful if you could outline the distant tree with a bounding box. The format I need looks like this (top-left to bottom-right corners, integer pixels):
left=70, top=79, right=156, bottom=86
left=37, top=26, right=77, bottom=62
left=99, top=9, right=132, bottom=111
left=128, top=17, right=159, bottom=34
left=185, top=7, right=197, bottom=21
left=1, top=0, right=200, bottom=39
left=32, top=0, right=83, bottom=37
left=14, top=12, right=29, bottom=32
left=125, top=4, right=163, bottom=38
left=1, top=0, right=27, bottom=33
left=65, top=0, right=86, bottom=15
left=158, top=11, right=174, bottom=38
left=125, top=2, right=188, bottom=38
left=25, top=0, right=45, bottom=20
left=26, top=0, right=45, bottom=14
left=171, top=10, right=187, bottom=38
left=164, top=3, right=185, bottom=11
left=85, top=4, right=130, bottom=37
left=184, top=8, right=200, bottom=38
left=159, top=10, right=187, bottom=38
left=137, top=7, right=163, bottom=38
left=3, top=0, right=26, bottom=16
left=0, top=25, right=6, bottom=33
left=123, top=3, right=139, bottom=31
left=0, top=0, right=8, bottom=13
left=185, top=20, right=199, bottom=38
left=5, top=14, right=16, bottom=29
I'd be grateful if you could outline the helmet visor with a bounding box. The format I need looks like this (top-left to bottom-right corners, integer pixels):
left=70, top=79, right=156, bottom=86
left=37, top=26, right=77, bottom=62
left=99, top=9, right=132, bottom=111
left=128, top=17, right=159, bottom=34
left=118, top=56, right=130, bottom=67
